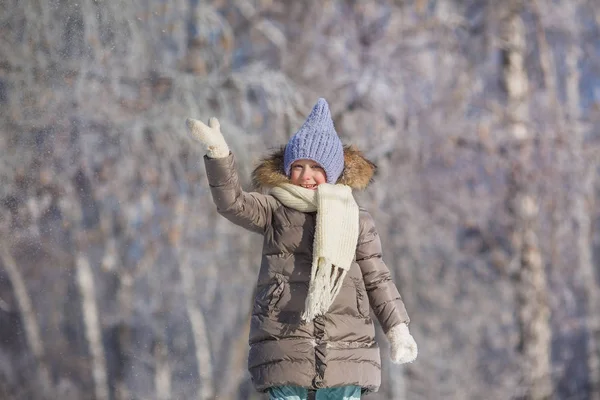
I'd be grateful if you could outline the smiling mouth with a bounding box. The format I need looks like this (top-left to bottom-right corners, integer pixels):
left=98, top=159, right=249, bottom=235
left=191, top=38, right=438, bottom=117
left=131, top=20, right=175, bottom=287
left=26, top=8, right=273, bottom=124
left=301, top=184, right=318, bottom=190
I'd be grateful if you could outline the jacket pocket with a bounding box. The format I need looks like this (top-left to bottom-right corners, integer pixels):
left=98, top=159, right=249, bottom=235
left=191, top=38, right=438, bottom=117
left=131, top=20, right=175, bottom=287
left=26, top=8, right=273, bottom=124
left=253, top=274, right=286, bottom=315
left=353, top=278, right=370, bottom=318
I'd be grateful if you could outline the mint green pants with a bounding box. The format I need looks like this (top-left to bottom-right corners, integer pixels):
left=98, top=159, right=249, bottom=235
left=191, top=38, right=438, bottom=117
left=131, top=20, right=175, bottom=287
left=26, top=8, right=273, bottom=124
left=269, top=386, right=361, bottom=400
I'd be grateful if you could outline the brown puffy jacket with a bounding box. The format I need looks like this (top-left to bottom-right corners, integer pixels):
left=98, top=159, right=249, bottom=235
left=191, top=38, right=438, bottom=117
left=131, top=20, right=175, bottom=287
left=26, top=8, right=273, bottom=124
left=204, top=147, right=410, bottom=393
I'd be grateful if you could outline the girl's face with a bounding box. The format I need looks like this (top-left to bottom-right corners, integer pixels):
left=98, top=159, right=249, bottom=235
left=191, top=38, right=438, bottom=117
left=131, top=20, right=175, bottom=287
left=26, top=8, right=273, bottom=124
left=289, top=159, right=327, bottom=189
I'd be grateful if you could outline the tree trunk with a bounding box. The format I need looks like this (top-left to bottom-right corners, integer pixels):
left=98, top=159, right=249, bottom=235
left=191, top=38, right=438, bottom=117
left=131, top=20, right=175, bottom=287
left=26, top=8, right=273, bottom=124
left=154, top=340, right=172, bottom=400
left=76, top=253, right=110, bottom=400
left=0, top=243, right=52, bottom=393
left=174, top=196, right=215, bottom=399
left=501, top=3, right=553, bottom=399
left=564, top=19, right=600, bottom=399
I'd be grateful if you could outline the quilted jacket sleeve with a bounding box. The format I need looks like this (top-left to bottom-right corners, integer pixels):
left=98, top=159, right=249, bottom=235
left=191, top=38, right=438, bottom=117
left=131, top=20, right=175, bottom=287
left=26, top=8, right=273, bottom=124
left=355, top=210, right=410, bottom=333
left=204, top=153, right=277, bottom=234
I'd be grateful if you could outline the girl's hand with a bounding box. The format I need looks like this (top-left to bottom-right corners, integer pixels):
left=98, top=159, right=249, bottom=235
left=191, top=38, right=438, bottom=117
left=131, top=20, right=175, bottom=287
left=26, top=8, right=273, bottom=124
left=387, top=323, right=418, bottom=364
left=186, top=117, right=230, bottom=158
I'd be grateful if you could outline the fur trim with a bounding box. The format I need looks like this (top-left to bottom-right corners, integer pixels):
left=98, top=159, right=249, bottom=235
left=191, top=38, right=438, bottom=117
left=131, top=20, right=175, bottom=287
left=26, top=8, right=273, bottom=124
left=252, top=145, right=376, bottom=190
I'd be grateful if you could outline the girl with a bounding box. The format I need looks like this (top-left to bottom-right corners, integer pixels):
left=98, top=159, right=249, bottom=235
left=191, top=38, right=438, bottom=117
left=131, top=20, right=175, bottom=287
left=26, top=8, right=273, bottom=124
left=186, top=98, right=417, bottom=399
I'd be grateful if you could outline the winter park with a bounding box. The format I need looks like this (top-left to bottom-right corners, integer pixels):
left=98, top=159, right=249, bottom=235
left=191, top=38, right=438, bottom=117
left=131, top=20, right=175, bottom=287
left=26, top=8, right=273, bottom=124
left=1, top=1, right=600, bottom=399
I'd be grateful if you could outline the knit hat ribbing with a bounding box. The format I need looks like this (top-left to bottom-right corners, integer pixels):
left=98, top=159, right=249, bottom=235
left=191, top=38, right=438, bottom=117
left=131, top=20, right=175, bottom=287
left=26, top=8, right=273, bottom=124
left=284, top=98, right=345, bottom=184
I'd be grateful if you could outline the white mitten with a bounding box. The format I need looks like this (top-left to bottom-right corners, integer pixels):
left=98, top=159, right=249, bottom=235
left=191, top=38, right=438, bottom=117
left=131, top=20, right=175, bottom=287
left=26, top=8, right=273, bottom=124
left=186, top=117, right=230, bottom=158
left=387, top=323, right=418, bottom=364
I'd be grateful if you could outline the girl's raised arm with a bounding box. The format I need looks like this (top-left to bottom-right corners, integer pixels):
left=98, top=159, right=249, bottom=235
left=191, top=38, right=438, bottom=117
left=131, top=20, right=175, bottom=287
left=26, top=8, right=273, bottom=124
left=187, top=117, right=277, bottom=234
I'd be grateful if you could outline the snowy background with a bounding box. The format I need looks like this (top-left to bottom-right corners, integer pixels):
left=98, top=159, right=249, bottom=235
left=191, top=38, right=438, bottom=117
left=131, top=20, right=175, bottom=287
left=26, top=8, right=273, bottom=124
left=1, top=0, right=599, bottom=399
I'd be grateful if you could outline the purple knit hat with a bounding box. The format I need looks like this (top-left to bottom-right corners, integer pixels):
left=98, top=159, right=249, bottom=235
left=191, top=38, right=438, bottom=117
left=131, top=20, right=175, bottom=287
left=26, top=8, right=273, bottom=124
left=284, top=98, right=344, bottom=184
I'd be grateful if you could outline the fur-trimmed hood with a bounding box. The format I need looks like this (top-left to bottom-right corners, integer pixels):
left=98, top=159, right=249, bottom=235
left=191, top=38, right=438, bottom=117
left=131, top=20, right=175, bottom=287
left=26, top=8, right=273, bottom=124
left=252, top=145, right=376, bottom=191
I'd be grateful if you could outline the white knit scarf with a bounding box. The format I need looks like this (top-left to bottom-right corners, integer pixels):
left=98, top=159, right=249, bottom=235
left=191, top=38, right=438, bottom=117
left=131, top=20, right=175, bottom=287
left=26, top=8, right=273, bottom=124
left=270, top=183, right=359, bottom=322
